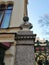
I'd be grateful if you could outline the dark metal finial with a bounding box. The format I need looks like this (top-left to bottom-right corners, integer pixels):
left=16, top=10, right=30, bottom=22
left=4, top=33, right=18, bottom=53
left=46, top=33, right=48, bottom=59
left=23, top=16, right=29, bottom=22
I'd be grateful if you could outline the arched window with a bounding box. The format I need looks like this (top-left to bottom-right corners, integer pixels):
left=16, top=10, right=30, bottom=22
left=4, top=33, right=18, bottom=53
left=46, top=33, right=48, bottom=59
left=0, top=3, right=13, bottom=28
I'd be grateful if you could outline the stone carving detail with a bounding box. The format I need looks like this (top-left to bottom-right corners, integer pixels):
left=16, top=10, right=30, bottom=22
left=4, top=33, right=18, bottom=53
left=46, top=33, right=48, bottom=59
left=16, top=31, right=36, bottom=41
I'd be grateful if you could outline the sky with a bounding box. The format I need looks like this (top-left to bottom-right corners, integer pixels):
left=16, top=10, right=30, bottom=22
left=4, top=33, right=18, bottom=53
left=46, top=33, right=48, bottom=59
left=28, top=0, right=49, bottom=40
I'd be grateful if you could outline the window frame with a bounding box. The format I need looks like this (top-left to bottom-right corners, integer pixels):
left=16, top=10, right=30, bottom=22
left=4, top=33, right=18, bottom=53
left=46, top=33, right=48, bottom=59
left=0, top=3, right=13, bottom=28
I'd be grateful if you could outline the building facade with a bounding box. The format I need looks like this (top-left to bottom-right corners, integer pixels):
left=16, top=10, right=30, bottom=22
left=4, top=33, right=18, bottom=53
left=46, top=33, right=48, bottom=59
left=0, top=0, right=36, bottom=65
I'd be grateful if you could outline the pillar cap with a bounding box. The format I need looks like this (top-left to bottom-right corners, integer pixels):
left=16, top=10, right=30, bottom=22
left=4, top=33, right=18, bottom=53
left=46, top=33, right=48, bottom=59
left=20, top=16, right=33, bottom=29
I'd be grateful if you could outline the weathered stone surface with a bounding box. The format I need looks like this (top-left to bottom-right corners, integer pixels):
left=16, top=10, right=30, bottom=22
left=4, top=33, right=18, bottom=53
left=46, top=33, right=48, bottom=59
left=17, top=40, right=34, bottom=44
left=5, top=46, right=16, bottom=55
left=17, top=31, right=33, bottom=35
left=15, top=45, right=35, bottom=65
left=4, top=46, right=16, bottom=65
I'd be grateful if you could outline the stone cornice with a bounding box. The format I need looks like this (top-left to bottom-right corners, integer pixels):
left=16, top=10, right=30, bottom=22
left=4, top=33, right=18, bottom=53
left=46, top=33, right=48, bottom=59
left=0, top=27, right=22, bottom=33
left=15, top=31, right=36, bottom=41
left=0, top=33, right=15, bottom=42
left=16, top=34, right=36, bottom=41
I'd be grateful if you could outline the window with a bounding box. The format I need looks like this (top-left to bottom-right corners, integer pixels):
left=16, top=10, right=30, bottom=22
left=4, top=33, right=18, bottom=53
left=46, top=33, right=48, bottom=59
left=0, top=3, right=13, bottom=28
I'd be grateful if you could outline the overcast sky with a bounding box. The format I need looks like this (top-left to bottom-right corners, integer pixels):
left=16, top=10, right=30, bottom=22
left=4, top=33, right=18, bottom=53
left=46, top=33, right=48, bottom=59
left=28, top=0, right=49, bottom=40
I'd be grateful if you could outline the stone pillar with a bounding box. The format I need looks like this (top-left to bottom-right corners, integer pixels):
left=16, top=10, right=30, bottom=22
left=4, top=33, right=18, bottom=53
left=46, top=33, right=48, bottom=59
left=15, top=31, right=36, bottom=65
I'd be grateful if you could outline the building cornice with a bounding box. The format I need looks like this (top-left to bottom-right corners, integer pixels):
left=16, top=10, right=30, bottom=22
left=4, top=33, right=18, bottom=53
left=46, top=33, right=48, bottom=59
left=0, top=27, right=22, bottom=33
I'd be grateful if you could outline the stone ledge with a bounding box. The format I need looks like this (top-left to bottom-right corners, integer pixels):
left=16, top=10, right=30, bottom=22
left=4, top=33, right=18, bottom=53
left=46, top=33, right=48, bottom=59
left=0, top=27, right=21, bottom=33
left=0, top=33, right=15, bottom=42
left=16, top=35, right=36, bottom=41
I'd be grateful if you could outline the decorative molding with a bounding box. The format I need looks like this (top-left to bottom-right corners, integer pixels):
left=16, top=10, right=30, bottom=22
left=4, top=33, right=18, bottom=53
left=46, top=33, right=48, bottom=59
left=16, top=35, right=36, bottom=41
left=0, top=33, right=15, bottom=42
left=15, top=31, right=36, bottom=41
left=0, top=27, right=22, bottom=33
